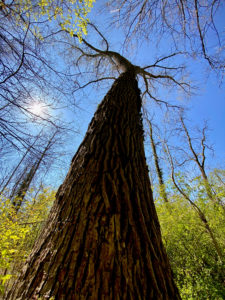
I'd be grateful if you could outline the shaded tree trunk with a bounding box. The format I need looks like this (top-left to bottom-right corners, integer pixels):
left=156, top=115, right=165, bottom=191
left=6, top=71, right=180, bottom=299
left=11, top=164, right=36, bottom=211
left=10, top=131, right=57, bottom=213
left=147, top=119, right=168, bottom=203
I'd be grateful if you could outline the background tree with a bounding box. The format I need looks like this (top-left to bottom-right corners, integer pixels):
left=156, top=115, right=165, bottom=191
left=144, top=111, right=169, bottom=203
left=10, top=130, right=59, bottom=213
left=179, top=114, right=225, bottom=211
left=164, top=140, right=223, bottom=261
left=0, top=127, right=67, bottom=195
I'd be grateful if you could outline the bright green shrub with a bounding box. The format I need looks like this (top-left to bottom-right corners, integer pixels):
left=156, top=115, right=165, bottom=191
left=0, top=189, right=54, bottom=294
left=156, top=172, right=225, bottom=299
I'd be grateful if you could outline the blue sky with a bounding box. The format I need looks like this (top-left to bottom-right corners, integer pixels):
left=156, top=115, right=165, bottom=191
left=189, top=75, right=225, bottom=164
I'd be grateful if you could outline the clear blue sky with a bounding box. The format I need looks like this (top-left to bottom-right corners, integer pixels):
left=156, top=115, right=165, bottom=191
left=189, top=75, right=225, bottom=165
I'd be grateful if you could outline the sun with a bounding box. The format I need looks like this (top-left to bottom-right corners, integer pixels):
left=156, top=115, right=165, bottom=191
left=29, top=102, right=44, bottom=116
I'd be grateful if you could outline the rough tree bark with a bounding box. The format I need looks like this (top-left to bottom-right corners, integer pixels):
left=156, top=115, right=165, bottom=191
left=6, top=71, right=180, bottom=299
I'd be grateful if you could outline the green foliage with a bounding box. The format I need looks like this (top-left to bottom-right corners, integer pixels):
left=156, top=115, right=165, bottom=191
left=156, top=170, right=225, bottom=299
left=0, top=189, right=54, bottom=294
left=2, top=0, right=95, bottom=41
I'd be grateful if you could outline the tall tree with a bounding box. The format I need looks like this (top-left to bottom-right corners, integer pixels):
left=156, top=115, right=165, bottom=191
left=6, top=70, right=180, bottom=299
left=144, top=114, right=169, bottom=203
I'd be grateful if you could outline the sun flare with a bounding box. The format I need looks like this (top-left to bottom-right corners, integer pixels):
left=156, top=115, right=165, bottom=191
left=30, top=102, right=44, bottom=116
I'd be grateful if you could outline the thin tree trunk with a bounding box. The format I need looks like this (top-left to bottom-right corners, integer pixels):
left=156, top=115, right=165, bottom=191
left=6, top=71, right=180, bottom=300
left=180, top=115, right=225, bottom=211
left=0, top=133, right=41, bottom=195
left=147, top=119, right=168, bottom=203
left=11, top=131, right=57, bottom=213
left=11, top=164, right=37, bottom=212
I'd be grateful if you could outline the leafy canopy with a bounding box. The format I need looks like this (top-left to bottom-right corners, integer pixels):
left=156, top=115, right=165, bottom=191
left=1, top=0, right=95, bottom=41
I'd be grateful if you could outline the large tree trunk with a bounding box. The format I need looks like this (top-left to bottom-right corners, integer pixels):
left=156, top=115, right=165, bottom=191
left=6, top=71, right=180, bottom=299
